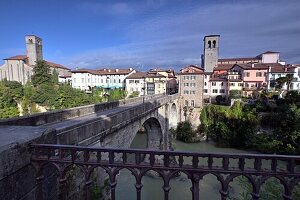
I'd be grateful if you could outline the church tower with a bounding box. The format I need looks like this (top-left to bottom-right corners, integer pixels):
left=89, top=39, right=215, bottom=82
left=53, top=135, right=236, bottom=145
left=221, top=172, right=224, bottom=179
left=202, top=35, right=220, bottom=72
left=25, top=35, right=43, bottom=66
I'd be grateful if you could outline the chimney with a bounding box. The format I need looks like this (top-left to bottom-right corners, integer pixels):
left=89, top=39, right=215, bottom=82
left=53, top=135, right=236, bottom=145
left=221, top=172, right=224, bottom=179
left=129, top=68, right=133, bottom=71
left=108, top=69, right=111, bottom=72
left=116, top=68, right=119, bottom=72
left=251, top=63, right=255, bottom=68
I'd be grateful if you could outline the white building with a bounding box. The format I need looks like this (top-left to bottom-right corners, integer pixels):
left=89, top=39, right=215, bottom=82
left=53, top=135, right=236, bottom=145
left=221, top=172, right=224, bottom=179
left=125, top=72, right=147, bottom=97
left=0, top=35, right=71, bottom=84
left=71, top=68, right=136, bottom=91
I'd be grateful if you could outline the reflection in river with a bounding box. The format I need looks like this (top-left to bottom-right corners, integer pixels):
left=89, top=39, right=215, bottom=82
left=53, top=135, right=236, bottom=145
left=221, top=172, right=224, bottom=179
left=115, top=133, right=249, bottom=200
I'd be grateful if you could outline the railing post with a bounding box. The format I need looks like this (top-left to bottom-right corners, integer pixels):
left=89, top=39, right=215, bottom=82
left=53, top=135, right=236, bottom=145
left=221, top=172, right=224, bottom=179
left=135, top=178, right=143, bottom=200
left=84, top=180, right=92, bottom=200
left=35, top=173, right=44, bottom=200
left=58, top=178, right=67, bottom=200
left=163, top=178, right=171, bottom=200
left=190, top=174, right=200, bottom=200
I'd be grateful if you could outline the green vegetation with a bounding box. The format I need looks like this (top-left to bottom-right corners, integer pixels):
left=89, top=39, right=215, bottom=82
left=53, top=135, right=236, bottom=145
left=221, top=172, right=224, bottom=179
left=128, top=91, right=140, bottom=98
left=0, top=60, right=129, bottom=119
left=230, top=176, right=300, bottom=200
left=173, top=121, right=196, bottom=142
left=200, top=102, right=257, bottom=148
left=200, top=91, right=300, bottom=154
left=229, top=90, right=242, bottom=99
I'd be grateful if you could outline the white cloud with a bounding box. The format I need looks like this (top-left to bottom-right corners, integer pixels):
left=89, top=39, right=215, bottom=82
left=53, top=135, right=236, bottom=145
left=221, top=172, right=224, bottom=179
left=66, top=0, right=300, bottom=70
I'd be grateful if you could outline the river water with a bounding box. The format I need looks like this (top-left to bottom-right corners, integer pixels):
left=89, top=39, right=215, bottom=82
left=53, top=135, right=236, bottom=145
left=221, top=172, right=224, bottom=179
left=114, top=133, right=250, bottom=200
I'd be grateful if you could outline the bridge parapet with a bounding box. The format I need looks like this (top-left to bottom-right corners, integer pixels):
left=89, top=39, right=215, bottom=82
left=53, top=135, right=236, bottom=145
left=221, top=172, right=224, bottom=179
left=30, top=143, right=300, bottom=200
left=0, top=94, right=164, bottom=126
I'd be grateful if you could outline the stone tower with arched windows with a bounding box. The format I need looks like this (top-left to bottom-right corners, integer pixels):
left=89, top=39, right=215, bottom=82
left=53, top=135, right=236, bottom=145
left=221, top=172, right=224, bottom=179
left=202, top=35, right=220, bottom=72
left=25, top=35, right=43, bottom=66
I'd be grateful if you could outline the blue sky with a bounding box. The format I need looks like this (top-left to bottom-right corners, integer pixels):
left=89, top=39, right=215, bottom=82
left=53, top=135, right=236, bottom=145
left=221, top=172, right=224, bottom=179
left=0, top=0, right=299, bottom=71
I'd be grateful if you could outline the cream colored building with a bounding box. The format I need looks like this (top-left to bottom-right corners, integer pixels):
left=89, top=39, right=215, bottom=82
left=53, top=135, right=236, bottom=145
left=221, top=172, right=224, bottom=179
left=0, top=35, right=71, bottom=84
left=72, top=68, right=136, bottom=91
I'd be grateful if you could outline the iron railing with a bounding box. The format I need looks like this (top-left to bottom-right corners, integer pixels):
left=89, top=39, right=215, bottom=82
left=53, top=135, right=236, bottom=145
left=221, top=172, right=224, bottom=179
left=30, top=144, right=300, bottom=200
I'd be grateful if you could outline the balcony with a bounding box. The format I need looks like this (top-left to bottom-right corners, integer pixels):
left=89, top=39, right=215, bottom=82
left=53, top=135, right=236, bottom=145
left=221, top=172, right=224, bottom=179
left=30, top=144, right=300, bottom=200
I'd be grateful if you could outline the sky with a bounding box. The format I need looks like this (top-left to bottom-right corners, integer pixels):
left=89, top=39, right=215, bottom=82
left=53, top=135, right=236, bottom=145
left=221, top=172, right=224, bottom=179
left=0, top=0, right=299, bottom=71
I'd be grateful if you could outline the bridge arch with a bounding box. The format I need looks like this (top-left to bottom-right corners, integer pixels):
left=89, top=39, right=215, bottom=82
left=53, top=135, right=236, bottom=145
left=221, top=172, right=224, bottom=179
left=140, top=117, right=163, bottom=149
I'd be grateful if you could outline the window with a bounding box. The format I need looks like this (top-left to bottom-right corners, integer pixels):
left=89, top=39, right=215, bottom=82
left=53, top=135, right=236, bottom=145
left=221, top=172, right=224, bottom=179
left=135, top=80, right=139, bottom=83
left=184, top=83, right=189, bottom=87
left=204, top=82, right=207, bottom=86
left=190, top=90, right=195, bottom=94
left=101, top=79, right=103, bottom=83
left=213, top=40, right=216, bottom=48
left=73, top=78, right=76, bottom=83
left=185, top=100, right=188, bottom=106
left=220, top=89, right=225, bottom=93
left=190, top=83, right=196, bottom=87
left=221, top=82, right=224, bottom=86
left=208, top=40, right=211, bottom=48
left=244, top=72, right=250, bottom=77
left=191, top=76, right=196, bottom=80
left=114, top=79, right=116, bottom=83
left=256, top=72, right=262, bottom=77
left=119, top=79, right=121, bottom=83
left=212, top=89, right=218, bottom=93
left=230, top=83, right=235, bottom=86
left=129, top=80, right=134, bottom=83
left=212, top=82, right=216, bottom=86
left=82, top=78, right=84, bottom=83
left=238, top=83, right=243, bottom=86
left=184, top=90, right=189, bottom=94
left=204, top=89, right=208, bottom=93
left=87, top=78, right=90, bottom=83
left=185, top=76, right=190, bottom=80
left=191, top=100, right=195, bottom=107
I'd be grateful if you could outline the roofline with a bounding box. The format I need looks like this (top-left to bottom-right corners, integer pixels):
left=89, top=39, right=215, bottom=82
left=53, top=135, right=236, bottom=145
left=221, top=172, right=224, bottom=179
left=204, top=35, right=220, bottom=40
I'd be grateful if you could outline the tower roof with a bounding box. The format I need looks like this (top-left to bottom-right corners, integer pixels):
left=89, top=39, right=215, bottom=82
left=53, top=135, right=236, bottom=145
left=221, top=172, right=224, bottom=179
left=203, top=35, right=220, bottom=40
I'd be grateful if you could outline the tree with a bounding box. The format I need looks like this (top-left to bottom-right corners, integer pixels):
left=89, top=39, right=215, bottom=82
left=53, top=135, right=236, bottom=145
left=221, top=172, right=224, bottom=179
left=175, top=121, right=196, bottom=142
left=52, top=69, right=59, bottom=85
left=275, top=74, right=294, bottom=92
left=229, top=90, right=241, bottom=99
left=31, top=60, right=53, bottom=86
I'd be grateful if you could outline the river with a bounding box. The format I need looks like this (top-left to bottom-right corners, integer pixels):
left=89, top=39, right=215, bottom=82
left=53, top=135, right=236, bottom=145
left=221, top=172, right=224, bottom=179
left=114, top=133, right=251, bottom=200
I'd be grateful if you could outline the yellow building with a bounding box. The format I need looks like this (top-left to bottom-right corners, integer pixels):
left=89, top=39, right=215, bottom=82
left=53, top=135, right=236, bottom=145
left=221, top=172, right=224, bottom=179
left=145, top=73, right=167, bottom=95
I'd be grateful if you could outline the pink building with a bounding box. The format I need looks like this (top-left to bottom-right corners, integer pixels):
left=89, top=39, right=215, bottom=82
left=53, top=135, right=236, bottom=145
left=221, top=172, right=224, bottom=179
left=231, top=63, right=268, bottom=97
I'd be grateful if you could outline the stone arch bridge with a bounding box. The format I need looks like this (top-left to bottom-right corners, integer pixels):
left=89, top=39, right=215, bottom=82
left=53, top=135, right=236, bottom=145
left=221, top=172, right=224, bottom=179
left=0, top=94, right=179, bottom=200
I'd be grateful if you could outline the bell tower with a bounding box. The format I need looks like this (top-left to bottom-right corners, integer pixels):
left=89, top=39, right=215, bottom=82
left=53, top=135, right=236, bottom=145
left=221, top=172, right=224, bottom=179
left=25, top=35, right=43, bottom=66
left=202, top=35, right=220, bottom=72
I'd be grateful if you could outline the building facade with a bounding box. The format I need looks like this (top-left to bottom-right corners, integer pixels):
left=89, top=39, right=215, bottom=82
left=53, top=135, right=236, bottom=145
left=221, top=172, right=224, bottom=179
left=0, top=35, right=70, bottom=84
left=71, top=68, right=136, bottom=91
left=178, top=65, right=204, bottom=127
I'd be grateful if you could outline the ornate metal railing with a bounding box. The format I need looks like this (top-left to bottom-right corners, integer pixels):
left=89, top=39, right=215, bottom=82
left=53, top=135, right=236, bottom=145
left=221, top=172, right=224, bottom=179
left=30, top=144, right=300, bottom=200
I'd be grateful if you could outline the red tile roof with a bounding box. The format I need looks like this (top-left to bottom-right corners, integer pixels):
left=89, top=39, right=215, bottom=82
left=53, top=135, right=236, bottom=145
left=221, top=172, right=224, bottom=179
left=45, top=61, right=70, bottom=70
left=126, top=72, right=147, bottom=79
left=209, top=77, right=226, bottom=82
left=234, top=63, right=274, bottom=70
left=3, top=55, right=28, bottom=60
left=179, top=65, right=204, bottom=74
left=214, top=64, right=234, bottom=71
left=71, top=68, right=134, bottom=75
left=218, top=57, right=260, bottom=62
